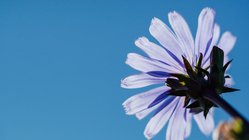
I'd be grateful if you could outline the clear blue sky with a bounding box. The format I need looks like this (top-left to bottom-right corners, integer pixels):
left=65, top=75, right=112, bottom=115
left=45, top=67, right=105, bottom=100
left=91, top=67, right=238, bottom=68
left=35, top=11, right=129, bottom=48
left=0, top=0, right=248, bottom=140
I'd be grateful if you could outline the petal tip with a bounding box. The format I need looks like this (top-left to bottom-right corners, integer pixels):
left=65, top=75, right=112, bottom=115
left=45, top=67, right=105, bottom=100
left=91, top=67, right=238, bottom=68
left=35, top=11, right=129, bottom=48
left=135, top=113, right=144, bottom=120
left=135, top=36, right=147, bottom=47
left=144, top=130, right=153, bottom=140
left=120, top=78, right=134, bottom=89
left=168, top=10, right=179, bottom=17
left=226, top=32, right=237, bottom=40
left=150, top=17, right=162, bottom=29
left=199, top=7, right=216, bottom=20
left=122, top=100, right=133, bottom=115
left=120, top=79, right=127, bottom=88
left=202, top=7, right=215, bottom=13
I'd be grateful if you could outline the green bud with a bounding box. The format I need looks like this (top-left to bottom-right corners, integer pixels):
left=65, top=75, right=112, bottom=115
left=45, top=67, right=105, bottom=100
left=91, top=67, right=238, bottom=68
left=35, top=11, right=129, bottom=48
left=213, top=119, right=249, bottom=140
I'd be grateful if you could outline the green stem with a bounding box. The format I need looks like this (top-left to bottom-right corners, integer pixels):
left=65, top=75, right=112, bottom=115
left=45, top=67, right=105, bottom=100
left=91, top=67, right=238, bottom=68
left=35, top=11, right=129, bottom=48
left=203, top=90, right=249, bottom=126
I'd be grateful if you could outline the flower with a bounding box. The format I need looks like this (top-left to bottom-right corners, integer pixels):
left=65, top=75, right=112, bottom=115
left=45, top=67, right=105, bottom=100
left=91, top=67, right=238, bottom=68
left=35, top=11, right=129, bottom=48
left=121, top=7, right=237, bottom=140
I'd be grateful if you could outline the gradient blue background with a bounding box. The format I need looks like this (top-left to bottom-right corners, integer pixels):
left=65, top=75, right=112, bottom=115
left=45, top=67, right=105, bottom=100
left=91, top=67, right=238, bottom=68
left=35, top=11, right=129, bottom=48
left=0, top=0, right=248, bottom=139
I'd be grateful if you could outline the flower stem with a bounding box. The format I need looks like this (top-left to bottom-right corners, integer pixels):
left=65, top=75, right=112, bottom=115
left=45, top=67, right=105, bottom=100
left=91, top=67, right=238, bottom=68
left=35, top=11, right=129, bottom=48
left=203, top=89, right=249, bottom=126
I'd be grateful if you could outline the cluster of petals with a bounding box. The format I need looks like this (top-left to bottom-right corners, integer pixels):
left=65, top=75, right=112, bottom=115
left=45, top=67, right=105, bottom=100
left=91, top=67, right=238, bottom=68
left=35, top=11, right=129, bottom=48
left=121, top=7, right=236, bottom=140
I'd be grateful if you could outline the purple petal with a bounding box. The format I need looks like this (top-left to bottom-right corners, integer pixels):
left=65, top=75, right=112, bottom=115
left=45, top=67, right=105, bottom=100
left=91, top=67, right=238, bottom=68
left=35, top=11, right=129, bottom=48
left=184, top=110, right=192, bottom=138
left=164, top=48, right=184, bottom=68
left=146, top=71, right=169, bottom=77
left=202, top=24, right=220, bottom=68
left=168, top=11, right=195, bottom=64
left=122, top=86, right=168, bottom=115
left=166, top=98, right=187, bottom=140
left=125, top=53, right=178, bottom=73
left=218, top=32, right=236, bottom=55
left=211, top=24, right=221, bottom=47
left=144, top=97, right=180, bottom=139
left=195, top=8, right=215, bottom=59
left=148, top=91, right=169, bottom=108
left=135, top=100, right=164, bottom=120
left=204, top=38, right=213, bottom=56
left=149, top=17, right=184, bottom=63
left=193, top=108, right=215, bottom=135
left=135, top=37, right=183, bottom=71
left=152, top=96, right=175, bottom=116
left=121, top=73, right=165, bottom=89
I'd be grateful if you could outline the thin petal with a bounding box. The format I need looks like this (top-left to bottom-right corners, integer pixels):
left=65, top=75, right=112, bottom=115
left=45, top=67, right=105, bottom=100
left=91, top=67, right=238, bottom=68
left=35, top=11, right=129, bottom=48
left=218, top=32, right=236, bottom=55
left=210, top=24, right=221, bottom=49
left=135, top=37, right=183, bottom=72
left=168, top=11, right=194, bottom=64
left=193, top=108, right=215, bottom=135
left=202, top=24, right=220, bottom=68
left=166, top=98, right=186, bottom=140
left=121, top=73, right=165, bottom=89
left=149, top=17, right=184, bottom=63
left=144, top=97, right=179, bottom=139
left=195, top=8, right=215, bottom=59
left=184, top=110, right=192, bottom=138
left=122, top=86, right=168, bottom=115
left=125, top=53, right=175, bottom=73
left=135, top=100, right=164, bottom=120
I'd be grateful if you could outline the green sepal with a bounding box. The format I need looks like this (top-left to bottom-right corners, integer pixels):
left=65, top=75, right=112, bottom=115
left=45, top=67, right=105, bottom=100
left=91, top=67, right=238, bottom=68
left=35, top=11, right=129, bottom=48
left=210, top=46, right=224, bottom=69
left=205, top=66, right=210, bottom=70
left=166, top=78, right=180, bottom=89
left=195, top=54, right=207, bottom=77
left=223, top=59, right=233, bottom=72
left=196, top=53, right=203, bottom=68
left=186, top=100, right=200, bottom=109
left=221, top=87, right=240, bottom=93
left=213, top=104, right=219, bottom=107
left=195, top=66, right=210, bottom=77
left=203, top=106, right=210, bottom=119
left=225, top=75, right=231, bottom=78
left=209, top=46, right=225, bottom=88
left=182, top=56, right=195, bottom=78
left=170, top=73, right=189, bottom=81
left=168, top=89, right=187, bottom=96
left=189, top=108, right=203, bottom=114
left=184, top=96, right=191, bottom=107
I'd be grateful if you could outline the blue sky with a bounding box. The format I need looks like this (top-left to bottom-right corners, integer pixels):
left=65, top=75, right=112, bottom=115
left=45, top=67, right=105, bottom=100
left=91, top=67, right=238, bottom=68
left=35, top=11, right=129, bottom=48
left=0, top=0, right=248, bottom=140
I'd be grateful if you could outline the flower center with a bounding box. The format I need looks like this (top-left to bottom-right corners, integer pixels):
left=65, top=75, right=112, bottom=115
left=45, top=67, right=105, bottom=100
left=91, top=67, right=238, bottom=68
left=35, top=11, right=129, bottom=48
left=166, top=46, right=238, bottom=118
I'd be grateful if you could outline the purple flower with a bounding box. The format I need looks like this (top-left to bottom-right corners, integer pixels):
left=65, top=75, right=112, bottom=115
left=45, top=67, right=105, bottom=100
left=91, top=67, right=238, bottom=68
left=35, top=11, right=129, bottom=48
left=121, top=8, right=236, bottom=140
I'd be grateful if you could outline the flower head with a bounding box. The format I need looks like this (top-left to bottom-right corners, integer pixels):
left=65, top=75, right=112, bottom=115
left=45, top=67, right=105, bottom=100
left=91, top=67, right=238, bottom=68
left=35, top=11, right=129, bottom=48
left=121, top=7, right=236, bottom=140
